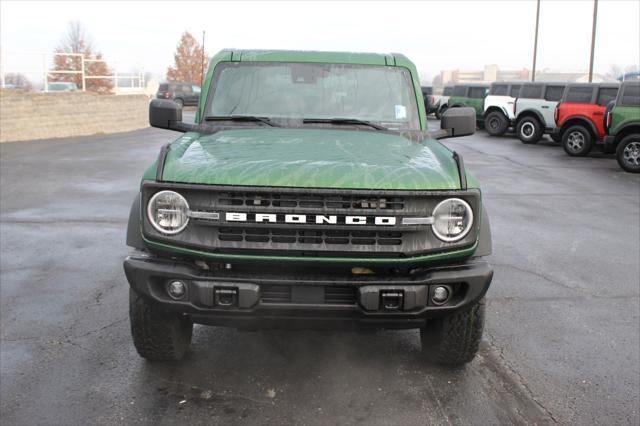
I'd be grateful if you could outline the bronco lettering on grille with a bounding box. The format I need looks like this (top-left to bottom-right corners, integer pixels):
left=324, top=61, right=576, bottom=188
left=224, top=212, right=397, bottom=226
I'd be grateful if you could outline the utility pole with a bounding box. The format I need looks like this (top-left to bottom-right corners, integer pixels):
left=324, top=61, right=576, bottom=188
left=531, top=0, right=541, bottom=82
left=588, top=0, right=598, bottom=82
left=201, top=30, right=205, bottom=86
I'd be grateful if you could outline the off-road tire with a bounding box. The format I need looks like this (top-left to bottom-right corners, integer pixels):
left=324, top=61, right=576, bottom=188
left=616, top=134, right=640, bottom=173
left=129, top=289, right=193, bottom=361
left=562, top=125, right=593, bottom=157
left=484, top=111, right=509, bottom=136
left=420, top=298, right=485, bottom=366
left=516, top=117, right=543, bottom=144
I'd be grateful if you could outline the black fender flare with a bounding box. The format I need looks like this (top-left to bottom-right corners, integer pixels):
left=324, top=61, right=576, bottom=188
left=474, top=205, right=492, bottom=257
left=560, top=116, right=598, bottom=139
left=126, top=193, right=145, bottom=249
left=484, top=106, right=509, bottom=119
left=516, top=109, right=545, bottom=127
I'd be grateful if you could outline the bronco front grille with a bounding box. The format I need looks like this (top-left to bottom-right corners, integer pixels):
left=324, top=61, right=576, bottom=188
left=142, top=183, right=481, bottom=258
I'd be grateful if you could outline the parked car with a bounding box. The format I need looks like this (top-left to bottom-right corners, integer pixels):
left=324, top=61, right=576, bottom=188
left=421, top=86, right=437, bottom=115
left=603, top=81, right=640, bottom=173
left=157, top=83, right=201, bottom=107
left=553, top=83, right=619, bottom=156
left=447, top=84, right=490, bottom=126
left=46, top=82, right=78, bottom=92
left=483, top=82, right=523, bottom=136
left=514, top=82, right=566, bottom=143
left=435, top=85, right=454, bottom=119
left=126, top=49, right=493, bottom=366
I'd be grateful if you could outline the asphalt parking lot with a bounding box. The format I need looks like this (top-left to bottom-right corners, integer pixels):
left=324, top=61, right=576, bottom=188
left=1, top=119, right=639, bottom=425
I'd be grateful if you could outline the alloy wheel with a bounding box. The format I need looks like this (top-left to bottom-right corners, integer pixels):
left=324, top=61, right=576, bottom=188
left=622, top=141, right=640, bottom=168
left=566, top=131, right=585, bottom=153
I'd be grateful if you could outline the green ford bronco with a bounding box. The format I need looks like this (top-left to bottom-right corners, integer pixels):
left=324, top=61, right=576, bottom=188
left=604, top=81, right=640, bottom=173
left=124, top=50, right=493, bottom=365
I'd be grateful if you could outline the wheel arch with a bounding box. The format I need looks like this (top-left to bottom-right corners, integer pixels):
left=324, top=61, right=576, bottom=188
left=126, top=193, right=145, bottom=249
left=516, top=109, right=544, bottom=126
left=615, top=125, right=640, bottom=144
left=473, top=205, right=492, bottom=257
left=561, top=116, right=598, bottom=140
left=484, top=106, right=508, bottom=118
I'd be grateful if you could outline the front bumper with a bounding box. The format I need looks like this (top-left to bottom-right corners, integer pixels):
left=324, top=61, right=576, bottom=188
left=124, top=253, right=493, bottom=330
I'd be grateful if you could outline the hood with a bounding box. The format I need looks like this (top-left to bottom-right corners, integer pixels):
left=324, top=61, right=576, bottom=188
left=159, top=128, right=462, bottom=190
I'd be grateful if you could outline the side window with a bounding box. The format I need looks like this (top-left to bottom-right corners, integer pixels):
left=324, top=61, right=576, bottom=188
left=443, top=87, right=453, bottom=96
left=544, top=85, right=565, bottom=102
left=621, top=85, right=640, bottom=106
left=453, top=86, right=467, bottom=96
left=168, top=84, right=179, bottom=92
left=596, top=88, right=618, bottom=106
left=490, top=84, right=508, bottom=96
left=192, top=85, right=201, bottom=94
left=520, top=85, right=543, bottom=99
left=159, top=84, right=168, bottom=91
left=565, top=86, right=594, bottom=103
left=181, top=84, right=192, bottom=93
left=509, top=84, right=522, bottom=97
left=469, top=87, right=487, bottom=99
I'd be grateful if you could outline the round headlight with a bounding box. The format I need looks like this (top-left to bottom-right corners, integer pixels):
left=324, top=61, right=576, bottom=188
left=147, top=190, right=189, bottom=234
left=431, top=198, right=474, bottom=242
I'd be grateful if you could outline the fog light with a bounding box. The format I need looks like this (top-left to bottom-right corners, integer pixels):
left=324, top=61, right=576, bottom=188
left=167, top=280, right=186, bottom=300
left=431, top=286, right=450, bottom=305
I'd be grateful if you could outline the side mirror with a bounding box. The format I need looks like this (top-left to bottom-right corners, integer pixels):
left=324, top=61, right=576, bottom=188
left=606, top=100, right=616, bottom=112
left=149, top=99, right=183, bottom=131
left=440, top=107, right=476, bottom=138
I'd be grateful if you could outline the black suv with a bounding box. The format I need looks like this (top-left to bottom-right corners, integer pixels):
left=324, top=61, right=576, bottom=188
left=421, top=86, right=436, bottom=115
left=157, top=83, right=201, bottom=107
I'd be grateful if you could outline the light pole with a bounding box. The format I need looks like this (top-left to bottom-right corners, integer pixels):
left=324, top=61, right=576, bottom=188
left=531, top=0, right=541, bottom=82
left=201, top=30, right=206, bottom=86
left=588, top=0, right=598, bottom=82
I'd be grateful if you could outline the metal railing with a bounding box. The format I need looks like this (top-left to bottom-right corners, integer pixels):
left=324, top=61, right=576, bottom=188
left=1, top=51, right=145, bottom=94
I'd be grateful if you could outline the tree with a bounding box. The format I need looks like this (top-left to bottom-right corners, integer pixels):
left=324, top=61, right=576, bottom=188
left=4, top=73, right=32, bottom=91
left=605, top=64, right=623, bottom=81
left=166, top=31, right=208, bottom=84
left=50, top=21, right=114, bottom=94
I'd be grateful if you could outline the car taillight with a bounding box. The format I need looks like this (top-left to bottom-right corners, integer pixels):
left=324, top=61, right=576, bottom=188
left=164, top=92, right=171, bottom=99
left=554, top=104, right=559, bottom=123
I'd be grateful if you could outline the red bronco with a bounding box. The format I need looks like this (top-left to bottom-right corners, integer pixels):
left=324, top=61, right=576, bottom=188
left=554, top=83, right=619, bottom=156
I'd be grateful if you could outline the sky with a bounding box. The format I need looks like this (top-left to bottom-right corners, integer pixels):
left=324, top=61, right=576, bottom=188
left=1, top=0, right=639, bottom=85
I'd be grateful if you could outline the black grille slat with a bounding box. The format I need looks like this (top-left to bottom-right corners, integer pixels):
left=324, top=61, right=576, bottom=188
left=260, top=285, right=357, bottom=305
left=218, top=228, right=404, bottom=246
left=215, top=192, right=405, bottom=210
left=324, top=286, right=358, bottom=304
left=261, top=285, right=291, bottom=303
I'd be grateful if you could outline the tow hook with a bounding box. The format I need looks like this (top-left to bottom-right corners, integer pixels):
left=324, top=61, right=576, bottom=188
left=380, top=290, right=404, bottom=311
left=214, top=288, right=238, bottom=307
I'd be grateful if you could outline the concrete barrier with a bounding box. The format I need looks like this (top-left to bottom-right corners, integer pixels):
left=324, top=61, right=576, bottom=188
left=0, top=90, right=149, bottom=143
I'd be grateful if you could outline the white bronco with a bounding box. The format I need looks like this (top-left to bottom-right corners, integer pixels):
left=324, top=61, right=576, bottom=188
left=483, top=82, right=523, bottom=136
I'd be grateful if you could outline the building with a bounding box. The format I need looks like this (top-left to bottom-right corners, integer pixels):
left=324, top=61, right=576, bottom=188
left=440, top=65, right=530, bottom=87
left=437, top=65, right=616, bottom=90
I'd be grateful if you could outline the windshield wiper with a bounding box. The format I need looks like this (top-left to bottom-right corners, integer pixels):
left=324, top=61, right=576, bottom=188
left=303, top=118, right=387, bottom=131
left=204, top=115, right=280, bottom=127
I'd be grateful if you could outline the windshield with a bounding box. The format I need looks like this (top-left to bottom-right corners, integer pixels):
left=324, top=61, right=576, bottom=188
left=205, top=62, right=420, bottom=130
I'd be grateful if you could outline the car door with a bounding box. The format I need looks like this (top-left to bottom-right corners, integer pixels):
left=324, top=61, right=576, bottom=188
left=468, top=86, right=488, bottom=120
left=541, top=84, right=565, bottom=129
left=191, top=85, right=202, bottom=106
